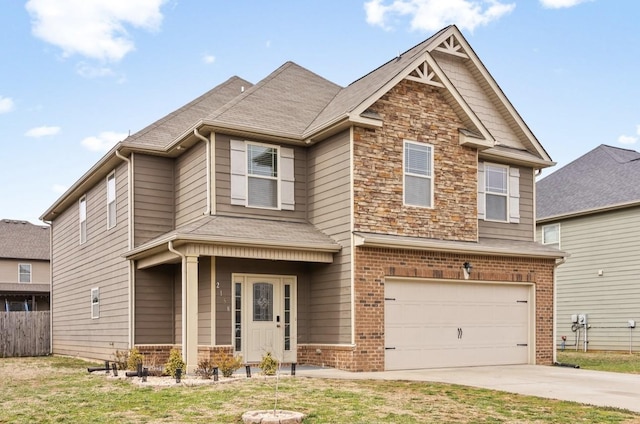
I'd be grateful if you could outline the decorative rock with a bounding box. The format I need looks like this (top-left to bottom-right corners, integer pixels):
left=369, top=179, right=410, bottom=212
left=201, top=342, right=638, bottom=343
left=242, top=410, right=305, bottom=424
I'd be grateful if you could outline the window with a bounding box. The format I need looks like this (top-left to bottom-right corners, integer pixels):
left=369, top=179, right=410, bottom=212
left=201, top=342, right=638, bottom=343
left=229, top=140, right=295, bottom=210
left=542, top=224, right=560, bottom=249
left=478, top=162, right=520, bottom=223
left=18, top=264, right=31, bottom=283
left=91, top=288, right=100, bottom=319
left=107, top=172, right=116, bottom=229
left=404, top=140, right=433, bottom=207
left=79, top=196, right=87, bottom=244
left=485, top=164, right=508, bottom=221
left=247, top=144, right=278, bottom=208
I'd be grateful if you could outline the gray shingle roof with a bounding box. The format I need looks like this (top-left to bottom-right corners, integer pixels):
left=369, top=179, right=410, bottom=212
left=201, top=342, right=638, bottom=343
left=204, top=62, right=342, bottom=138
left=123, top=76, right=253, bottom=149
left=537, top=144, right=640, bottom=220
left=0, top=219, right=50, bottom=260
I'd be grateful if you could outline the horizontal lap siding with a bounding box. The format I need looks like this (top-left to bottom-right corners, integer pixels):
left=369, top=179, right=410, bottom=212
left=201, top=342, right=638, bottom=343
left=51, top=163, right=130, bottom=360
left=0, top=259, right=49, bottom=284
left=307, top=131, right=352, bottom=344
left=479, top=165, right=534, bottom=241
left=175, top=142, right=207, bottom=226
left=550, top=207, right=640, bottom=350
left=133, top=154, right=174, bottom=246
left=215, top=134, right=307, bottom=222
left=135, top=265, right=175, bottom=344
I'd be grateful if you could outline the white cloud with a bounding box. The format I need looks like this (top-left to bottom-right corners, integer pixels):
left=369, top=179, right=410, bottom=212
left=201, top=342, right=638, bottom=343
left=81, top=131, right=128, bottom=152
left=202, top=54, right=215, bottom=64
left=618, top=135, right=637, bottom=145
left=364, top=0, right=515, bottom=33
left=0, top=96, right=15, bottom=114
left=25, top=126, right=61, bottom=137
left=25, top=0, right=167, bottom=62
left=76, top=62, right=116, bottom=78
left=539, top=0, right=591, bottom=9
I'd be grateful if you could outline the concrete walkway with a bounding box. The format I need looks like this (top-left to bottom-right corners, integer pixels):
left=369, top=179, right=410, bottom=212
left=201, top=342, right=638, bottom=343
left=296, top=364, right=640, bottom=413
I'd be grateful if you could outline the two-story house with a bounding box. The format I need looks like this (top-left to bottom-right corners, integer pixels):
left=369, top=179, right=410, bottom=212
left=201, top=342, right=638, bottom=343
left=537, top=144, right=640, bottom=352
left=41, top=26, right=564, bottom=373
left=0, top=219, right=50, bottom=311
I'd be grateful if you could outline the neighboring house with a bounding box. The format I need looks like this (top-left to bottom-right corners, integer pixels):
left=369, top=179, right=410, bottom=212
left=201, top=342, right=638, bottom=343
left=41, top=25, right=564, bottom=373
left=0, top=219, right=50, bottom=311
left=537, top=144, right=640, bottom=352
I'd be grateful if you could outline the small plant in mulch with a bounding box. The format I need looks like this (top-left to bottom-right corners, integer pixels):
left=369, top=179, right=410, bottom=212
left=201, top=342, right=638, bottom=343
left=212, top=351, right=243, bottom=377
left=163, top=348, right=185, bottom=378
left=112, top=349, right=129, bottom=371
left=195, top=359, right=218, bottom=379
left=126, top=348, right=144, bottom=371
left=258, top=352, right=279, bottom=376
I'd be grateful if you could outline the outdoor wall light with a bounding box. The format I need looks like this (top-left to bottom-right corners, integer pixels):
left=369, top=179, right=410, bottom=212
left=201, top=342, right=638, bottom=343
left=463, top=262, right=473, bottom=279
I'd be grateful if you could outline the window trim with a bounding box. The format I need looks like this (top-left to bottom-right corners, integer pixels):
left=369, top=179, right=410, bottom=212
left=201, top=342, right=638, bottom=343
left=91, top=287, right=100, bottom=319
left=484, top=162, right=509, bottom=222
left=79, top=195, right=87, bottom=244
left=542, top=223, right=560, bottom=249
left=106, top=171, right=116, bottom=230
left=403, top=140, right=434, bottom=208
left=18, top=263, right=32, bottom=283
left=246, top=141, right=281, bottom=210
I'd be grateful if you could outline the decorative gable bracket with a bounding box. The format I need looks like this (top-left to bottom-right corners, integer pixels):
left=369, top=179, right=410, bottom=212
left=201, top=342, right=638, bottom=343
left=434, top=35, right=469, bottom=58
left=405, top=60, right=444, bottom=88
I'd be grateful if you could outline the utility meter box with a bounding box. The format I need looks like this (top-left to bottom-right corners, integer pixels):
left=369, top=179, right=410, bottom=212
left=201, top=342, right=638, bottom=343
left=578, top=314, right=588, bottom=325
left=629, top=320, right=636, bottom=328
left=571, top=314, right=578, bottom=323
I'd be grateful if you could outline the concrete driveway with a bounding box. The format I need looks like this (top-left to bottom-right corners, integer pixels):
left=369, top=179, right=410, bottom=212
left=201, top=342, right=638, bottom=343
left=297, top=364, right=640, bottom=413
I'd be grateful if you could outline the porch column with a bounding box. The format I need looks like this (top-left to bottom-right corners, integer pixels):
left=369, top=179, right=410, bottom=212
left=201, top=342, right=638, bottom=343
left=184, top=255, right=199, bottom=374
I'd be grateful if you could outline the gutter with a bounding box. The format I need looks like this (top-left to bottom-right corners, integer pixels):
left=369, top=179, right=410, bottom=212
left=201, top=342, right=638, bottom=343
left=193, top=129, right=212, bottom=215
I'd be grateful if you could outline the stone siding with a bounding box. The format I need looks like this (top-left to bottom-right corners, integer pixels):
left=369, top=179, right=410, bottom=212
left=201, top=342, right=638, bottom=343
left=353, top=79, right=478, bottom=241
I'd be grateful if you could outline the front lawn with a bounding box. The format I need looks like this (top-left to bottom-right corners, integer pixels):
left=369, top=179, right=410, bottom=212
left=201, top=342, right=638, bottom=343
left=1, top=356, right=640, bottom=423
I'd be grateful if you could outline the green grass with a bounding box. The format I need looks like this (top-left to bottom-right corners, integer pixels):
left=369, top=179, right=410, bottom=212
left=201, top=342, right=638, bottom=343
left=557, top=351, right=640, bottom=374
left=1, top=356, right=639, bottom=423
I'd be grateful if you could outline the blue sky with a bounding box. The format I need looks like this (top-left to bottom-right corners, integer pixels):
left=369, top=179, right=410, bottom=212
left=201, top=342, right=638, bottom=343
left=1, top=0, right=638, bottom=224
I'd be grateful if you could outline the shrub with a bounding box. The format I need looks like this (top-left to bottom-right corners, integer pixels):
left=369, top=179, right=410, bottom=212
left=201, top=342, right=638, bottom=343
left=112, top=349, right=129, bottom=371
left=213, top=351, right=243, bottom=378
left=195, top=359, right=217, bottom=379
left=164, top=348, right=185, bottom=378
left=258, top=352, right=279, bottom=376
left=126, top=348, right=144, bottom=371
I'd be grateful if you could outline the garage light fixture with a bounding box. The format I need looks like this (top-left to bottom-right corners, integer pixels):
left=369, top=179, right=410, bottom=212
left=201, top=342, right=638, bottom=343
left=463, top=262, right=473, bottom=279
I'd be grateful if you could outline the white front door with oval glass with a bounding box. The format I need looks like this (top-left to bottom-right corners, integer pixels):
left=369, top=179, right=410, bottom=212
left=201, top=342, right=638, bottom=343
left=234, top=275, right=297, bottom=364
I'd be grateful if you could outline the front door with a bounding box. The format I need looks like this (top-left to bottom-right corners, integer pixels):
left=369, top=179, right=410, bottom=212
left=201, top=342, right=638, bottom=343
left=235, top=275, right=296, bottom=364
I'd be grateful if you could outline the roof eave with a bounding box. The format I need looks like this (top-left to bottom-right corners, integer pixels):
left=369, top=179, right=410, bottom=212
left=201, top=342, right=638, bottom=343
left=354, top=232, right=566, bottom=259
left=537, top=199, right=640, bottom=224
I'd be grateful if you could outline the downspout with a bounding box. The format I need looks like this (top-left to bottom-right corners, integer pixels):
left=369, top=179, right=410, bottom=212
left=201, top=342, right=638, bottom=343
left=115, top=149, right=135, bottom=349
left=193, top=128, right=212, bottom=215
left=43, top=219, right=53, bottom=354
left=552, top=256, right=567, bottom=364
left=168, top=240, right=187, bottom=362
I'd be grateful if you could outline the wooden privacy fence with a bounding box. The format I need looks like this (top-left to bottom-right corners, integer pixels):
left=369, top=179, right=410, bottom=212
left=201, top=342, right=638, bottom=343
left=0, top=311, right=50, bottom=357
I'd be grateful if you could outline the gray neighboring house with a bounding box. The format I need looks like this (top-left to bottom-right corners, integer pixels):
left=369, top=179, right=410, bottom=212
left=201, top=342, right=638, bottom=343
left=536, top=144, right=640, bottom=352
left=0, top=219, right=50, bottom=311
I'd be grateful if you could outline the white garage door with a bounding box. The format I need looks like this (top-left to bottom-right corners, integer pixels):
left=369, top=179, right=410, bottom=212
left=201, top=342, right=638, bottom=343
left=385, top=280, right=532, bottom=370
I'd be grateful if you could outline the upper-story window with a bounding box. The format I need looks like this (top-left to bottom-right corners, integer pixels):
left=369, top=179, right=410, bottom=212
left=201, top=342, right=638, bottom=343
left=478, top=162, right=520, bottom=223
left=404, top=140, right=433, bottom=208
left=230, top=140, right=295, bottom=210
left=107, top=172, right=116, bottom=229
left=18, top=263, right=32, bottom=283
left=542, top=223, right=560, bottom=249
left=79, top=195, right=87, bottom=244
